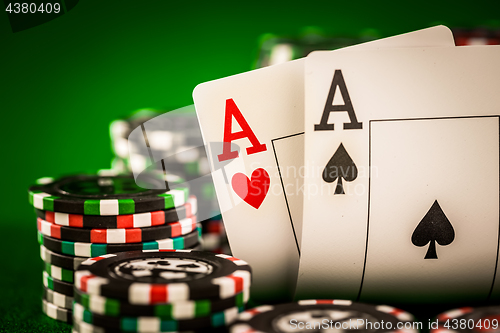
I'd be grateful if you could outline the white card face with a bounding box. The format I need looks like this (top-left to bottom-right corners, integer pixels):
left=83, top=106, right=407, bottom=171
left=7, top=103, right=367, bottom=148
left=297, top=45, right=500, bottom=302
left=364, top=117, right=499, bottom=303
left=193, top=26, right=455, bottom=301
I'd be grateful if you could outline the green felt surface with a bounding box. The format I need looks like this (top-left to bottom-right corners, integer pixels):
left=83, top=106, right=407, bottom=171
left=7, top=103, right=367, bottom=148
left=1, top=0, right=500, bottom=331
left=0, top=222, right=71, bottom=332
left=0, top=218, right=495, bottom=333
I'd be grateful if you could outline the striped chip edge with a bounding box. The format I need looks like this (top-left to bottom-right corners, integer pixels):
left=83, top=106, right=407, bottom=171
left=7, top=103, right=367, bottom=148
left=298, top=299, right=352, bottom=306
left=230, top=323, right=265, bottom=333
left=43, top=287, right=74, bottom=310
left=44, top=262, right=74, bottom=283
left=376, top=304, right=415, bottom=322
left=42, top=299, right=72, bottom=323
left=81, top=254, right=117, bottom=266
left=436, top=307, right=474, bottom=321
left=75, top=270, right=109, bottom=295
left=238, top=305, right=274, bottom=321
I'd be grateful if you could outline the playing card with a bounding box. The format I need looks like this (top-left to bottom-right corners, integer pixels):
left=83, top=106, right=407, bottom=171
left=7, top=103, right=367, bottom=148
left=297, top=45, right=500, bottom=302
left=364, top=117, right=499, bottom=303
left=193, top=26, right=455, bottom=301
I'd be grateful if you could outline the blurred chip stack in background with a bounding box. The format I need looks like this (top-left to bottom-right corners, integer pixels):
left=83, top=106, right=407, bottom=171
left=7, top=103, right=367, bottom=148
left=28, top=174, right=202, bottom=323
left=253, top=27, right=378, bottom=68
left=254, top=26, right=500, bottom=70
left=452, top=26, right=500, bottom=45
left=108, top=106, right=230, bottom=255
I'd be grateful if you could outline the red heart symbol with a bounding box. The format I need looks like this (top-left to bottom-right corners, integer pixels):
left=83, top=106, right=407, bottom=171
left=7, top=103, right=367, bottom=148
left=231, top=168, right=270, bottom=209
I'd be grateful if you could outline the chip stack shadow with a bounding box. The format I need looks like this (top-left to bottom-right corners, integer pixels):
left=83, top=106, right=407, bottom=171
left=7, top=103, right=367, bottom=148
left=28, top=174, right=201, bottom=325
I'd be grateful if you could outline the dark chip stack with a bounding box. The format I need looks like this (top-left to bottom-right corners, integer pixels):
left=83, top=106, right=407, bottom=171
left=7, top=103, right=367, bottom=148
left=72, top=250, right=252, bottom=332
left=29, top=174, right=201, bottom=324
left=108, top=106, right=231, bottom=255
left=452, top=27, right=500, bottom=46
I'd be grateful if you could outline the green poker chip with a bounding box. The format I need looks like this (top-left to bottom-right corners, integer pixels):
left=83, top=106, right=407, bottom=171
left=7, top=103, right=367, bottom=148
left=44, top=262, right=74, bottom=283
left=28, top=174, right=189, bottom=215
left=43, top=271, right=73, bottom=296
left=73, top=302, right=243, bottom=332
left=43, top=286, right=74, bottom=310
left=42, top=299, right=72, bottom=323
left=37, top=228, right=201, bottom=257
left=72, top=319, right=224, bottom=333
left=73, top=287, right=248, bottom=318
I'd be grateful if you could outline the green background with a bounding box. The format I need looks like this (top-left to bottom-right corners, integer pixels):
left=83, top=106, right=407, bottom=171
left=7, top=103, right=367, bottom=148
left=1, top=0, right=500, bottom=331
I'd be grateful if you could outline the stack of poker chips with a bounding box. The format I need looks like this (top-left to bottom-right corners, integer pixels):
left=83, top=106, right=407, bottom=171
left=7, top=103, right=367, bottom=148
left=229, top=299, right=417, bottom=333
left=432, top=305, right=500, bottom=333
left=452, top=27, right=500, bottom=46
left=72, top=249, right=252, bottom=332
left=28, top=174, right=202, bottom=324
left=108, top=106, right=230, bottom=254
left=253, top=29, right=376, bottom=69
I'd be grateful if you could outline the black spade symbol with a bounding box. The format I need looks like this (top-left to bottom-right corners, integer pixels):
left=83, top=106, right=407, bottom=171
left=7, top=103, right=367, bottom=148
left=411, top=200, right=455, bottom=259
left=322, top=143, right=358, bottom=194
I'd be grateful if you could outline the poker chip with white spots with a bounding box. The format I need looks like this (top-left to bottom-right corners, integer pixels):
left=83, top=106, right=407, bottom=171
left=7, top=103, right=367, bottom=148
left=73, top=286, right=249, bottom=318
left=40, top=245, right=86, bottom=271
left=42, top=298, right=72, bottom=323
left=71, top=249, right=251, bottom=332
left=74, top=249, right=251, bottom=304
left=452, top=27, right=500, bottom=46
left=229, top=299, right=417, bottom=333
left=29, top=173, right=202, bottom=325
left=34, top=195, right=197, bottom=229
left=44, top=261, right=74, bottom=283
left=38, top=228, right=201, bottom=257
left=37, top=215, right=197, bottom=243
left=43, top=271, right=74, bottom=296
left=29, top=174, right=189, bottom=215
left=73, top=301, right=242, bottom=332
left=43, top=286, right=74, bottom=310
left=72, top=319, right=225, bottom=333
left=432, top=305, right=500, bottom=333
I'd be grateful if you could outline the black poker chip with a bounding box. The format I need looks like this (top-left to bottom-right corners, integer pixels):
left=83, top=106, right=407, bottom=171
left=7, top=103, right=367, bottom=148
left=43, top=286, right=73, bottom=310
left=40, top=245, right=86, bottom=271
left=29, top=174, right=189, bottom=215
left=37, top=228, right=200, bottom=257
left=43, top=271, right=74, bottom=296
left=73, top=301, right=243, bottom=331
left=229, top=300, right=417, bottom=333
left=73, top=286, right=248, bottom=318
left=37, top=215, right=197, bottom=243
left=72, top=318, right=224, bottom=333
left=74, top=250, right=252, bottom=304
left=432, top=305, right=500, bottom=333
left=42, top=299, right=72, bottom=323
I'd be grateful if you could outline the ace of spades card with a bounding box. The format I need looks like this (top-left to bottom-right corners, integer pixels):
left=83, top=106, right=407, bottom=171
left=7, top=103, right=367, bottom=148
left=193, top=26, right=455, bottom=301
left=297, top=45, right=500, bottom=303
